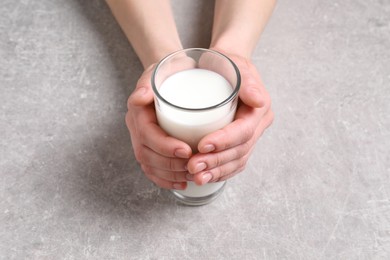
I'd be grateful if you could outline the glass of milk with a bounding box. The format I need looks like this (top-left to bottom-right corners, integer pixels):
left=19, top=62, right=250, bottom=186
left=151, top=48, right=240, bottom=206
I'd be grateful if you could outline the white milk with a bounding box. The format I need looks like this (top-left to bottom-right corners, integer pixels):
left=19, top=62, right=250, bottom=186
left=176, top=181, right=225, bottom=197
left=156, top=69, right=237, bottom=197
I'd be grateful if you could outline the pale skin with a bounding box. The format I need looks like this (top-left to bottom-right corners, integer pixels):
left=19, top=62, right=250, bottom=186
left=106, top=0, right=276, bottom=190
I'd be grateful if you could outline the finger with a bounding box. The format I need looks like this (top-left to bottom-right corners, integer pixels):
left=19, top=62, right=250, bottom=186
left=217, top=171, right=242, bottom=182
left=187, top=141, right=251, bottom=174
left=128, top=86, right=154, bottom=107
left=138, top=145, right=189, bottom=172
left=197, top=104, right=266, bottom=153
left=237, top=60, right=268, bottom=108
left=128, top=66, right=155, bottom=107
left=139, top=121, right=192, bottom=158
left=254, top=108, right=274, bottom=138
left=198, top=51, right=266, bottom=109
left=129, top=102, right=192, bottom=158
left=209, top=51, right=267, bottom=109
left=192, top=155, right=249, bottom=185
left=141, top=165, right=189, bottom=182
left=191, top=109, right=274, bottom=183
left=143, top=169, right=187, bottom=190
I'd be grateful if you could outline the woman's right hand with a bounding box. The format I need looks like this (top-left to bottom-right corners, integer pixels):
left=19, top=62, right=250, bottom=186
left=125, top=65, right=192, bottom=190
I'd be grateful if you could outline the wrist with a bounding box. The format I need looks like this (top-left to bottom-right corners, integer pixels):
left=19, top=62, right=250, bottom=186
left=209, top=44, right=251, bottom=64
left=210, top=37, right=253, bottom=60
left=141, top=45, right=182, bottom=69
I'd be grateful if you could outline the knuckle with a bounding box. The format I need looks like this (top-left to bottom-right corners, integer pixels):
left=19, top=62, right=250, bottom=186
left=246, top=140, right=254, bottom=152
left=238, top=158, right=248, bottom=170
left=172, top=172, right=184, bottom=182
left=214, top=154, right=224, bottom=167
left=127, top=96, right=133, bottom=110
left=211, top=168, right=223, bottom=183
left=243, top=152, right=251, bottom=163
left=164, top=157, right=184, bottom=172
left=167, top=158, right=176, bottom=171
left=216, top=128, right=231, bottom=150
left=137, top=130, right=146, bottom=144
left=143, top=169, right=166, bottom=189
left=267, top=95, right=272, bottom=107
left=141, top=165, right=152, bottom=176
left=263, top=94, right=272, bottom=111
left=171, top=172, right=178, bottom=182
left=125, top=112, right=131, bottom=127
left=143, top=172, right=153, bottom=183
left=237, top=165, right=246, bottom=174
left=242, top=126, right=255, bottom=142
left=134, top=148, right=144, bottom=164
left=268, top=109, right=275, bottom=125
left=169, top=159, right=177, bottom=171
left=238, top=142, right=251, bottom=158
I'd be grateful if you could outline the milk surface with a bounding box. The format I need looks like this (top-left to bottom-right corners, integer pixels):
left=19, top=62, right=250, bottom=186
left=159, top=69, right=232, bottom=109
left=156, top=69, right=237, bottom=198
left=157, top=69, right=236, bottom=150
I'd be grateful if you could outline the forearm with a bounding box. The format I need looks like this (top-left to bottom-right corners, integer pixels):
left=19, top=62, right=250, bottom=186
left=106, top=0, right=182, bottom=68
left=210, top=0, right=276, bottom=58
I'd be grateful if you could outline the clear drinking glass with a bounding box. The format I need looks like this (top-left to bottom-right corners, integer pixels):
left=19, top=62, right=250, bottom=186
left=152, top=48, right=240, bottom=206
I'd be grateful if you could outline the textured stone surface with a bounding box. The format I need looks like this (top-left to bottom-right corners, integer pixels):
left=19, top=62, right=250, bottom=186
left=1, top=0, right=389, bottom=259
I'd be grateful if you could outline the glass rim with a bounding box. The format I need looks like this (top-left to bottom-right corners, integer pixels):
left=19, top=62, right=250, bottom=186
left=151, top=48, right=241, bottom=112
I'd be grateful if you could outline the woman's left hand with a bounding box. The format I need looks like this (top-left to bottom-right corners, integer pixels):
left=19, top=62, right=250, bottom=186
left=186, top=51, right=274, bottom=185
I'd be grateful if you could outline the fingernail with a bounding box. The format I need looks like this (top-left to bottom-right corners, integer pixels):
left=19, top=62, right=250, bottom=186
left=194, top=162, right=207, bottom=173
left=174, top=148, right=190, bottom=159
left=202, top=144, right=215, bottom=153
left=185, top=174, right=194, bottom=181
left=173, top=183, right=186, bottom=190
left=201, top=173, right=213, bottom=185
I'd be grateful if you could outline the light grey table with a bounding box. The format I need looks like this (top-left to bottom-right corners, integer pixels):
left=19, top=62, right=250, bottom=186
left=1, top=0, right=389, bottom=259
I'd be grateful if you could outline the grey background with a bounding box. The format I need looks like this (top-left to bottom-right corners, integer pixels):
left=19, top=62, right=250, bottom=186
left=1, top=0, right=389, bottom=259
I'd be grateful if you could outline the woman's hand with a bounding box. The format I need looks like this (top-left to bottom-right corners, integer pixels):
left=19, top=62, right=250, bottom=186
left=186, top=52, right=274, bottom=185
left=125, top=65, right=192, bottom=190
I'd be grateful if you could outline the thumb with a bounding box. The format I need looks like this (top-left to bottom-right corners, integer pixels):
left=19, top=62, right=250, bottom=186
left=228, top=55, right=265, bottom=108
left=128, top=66, right=155, bottom=107
left=238, top=72, right=265, bottom=108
